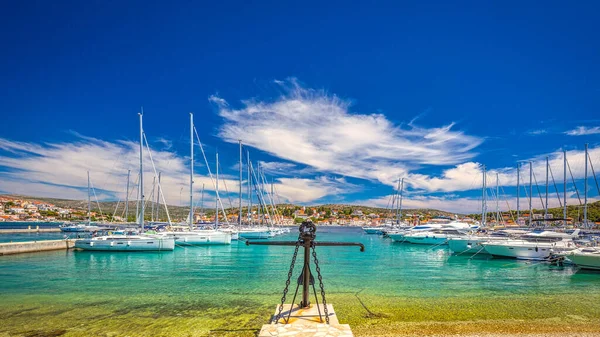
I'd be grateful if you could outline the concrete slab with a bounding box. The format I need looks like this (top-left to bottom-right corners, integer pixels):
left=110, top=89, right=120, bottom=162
left=259, top=304, right=353, bottom=337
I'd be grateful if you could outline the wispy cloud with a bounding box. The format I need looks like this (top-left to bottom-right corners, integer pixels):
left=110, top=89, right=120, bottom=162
left=0, top=134, right=357, bottom=207
left=212, top=78, right=483, bottom=188
left=565, top=126, right=600, bottom=136
left=0, top=135, right=240, bottom=206
left=274, top=176, right=359, bottom=204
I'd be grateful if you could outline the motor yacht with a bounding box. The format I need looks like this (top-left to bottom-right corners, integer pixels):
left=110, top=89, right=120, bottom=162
left=566, top=247, right=600, bottom=270
left=481, top=230, right=580, bottom=260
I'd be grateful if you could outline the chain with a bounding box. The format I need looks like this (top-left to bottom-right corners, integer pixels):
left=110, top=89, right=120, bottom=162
left=276, top=239, right=300, bottom=323
left=311, top=243, right=329, bottom=324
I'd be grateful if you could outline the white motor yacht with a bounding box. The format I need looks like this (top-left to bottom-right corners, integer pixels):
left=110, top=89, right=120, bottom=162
left=481, top=230, right=580, bottom=260
left=567, top=247, right=600, bottom=270
left=387, top=224, right=443, bottom=242
left=448, top=229, right=529, bottom=254
left=404, top=227, right=471, bottom=245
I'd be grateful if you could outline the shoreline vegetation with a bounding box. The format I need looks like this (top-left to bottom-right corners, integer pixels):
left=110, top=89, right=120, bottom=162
left=3, top=194, right=600, bottom=226
left=1, top=293, right=600, bottom=336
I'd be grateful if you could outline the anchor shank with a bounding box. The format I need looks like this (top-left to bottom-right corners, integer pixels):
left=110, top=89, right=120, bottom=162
left=245, top=241, right=299, bottom=246
left=314, top=242, right=365, bottom=252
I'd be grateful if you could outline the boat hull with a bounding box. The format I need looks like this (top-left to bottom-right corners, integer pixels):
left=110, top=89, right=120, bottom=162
left=482, top=243, right=552, bottom=260
left=238, top=231, right=271, bottom=239
left=363, top=228, right=384, bottom=235
left=74, top=238, right=175, bottom=251
left=569, top=252, right=600, bottom=270
left=405, top=235, right=449, bottom=245
left=175, top=233, right=231, bottom=245
left=387, top=233, right=406, bottom=242
left=448, top=238, right=486, bottom=254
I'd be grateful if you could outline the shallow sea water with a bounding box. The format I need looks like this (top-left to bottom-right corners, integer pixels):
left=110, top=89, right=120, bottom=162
left=1, top=226, right=600, bottom=336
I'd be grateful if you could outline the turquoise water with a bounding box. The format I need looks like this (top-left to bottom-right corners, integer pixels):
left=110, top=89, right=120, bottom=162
left=1, top=226, right=600, bottom=297
left=2, top=226, right=600, bottom=336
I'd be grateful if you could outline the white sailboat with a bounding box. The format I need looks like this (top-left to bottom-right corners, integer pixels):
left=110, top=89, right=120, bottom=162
left=75, top=112, right=175, bottom=251
left=404, top=226, right=471, bottom=245
left=60, top=172, right=102, bottom=233
left=155, top=113, right=231, bottom=246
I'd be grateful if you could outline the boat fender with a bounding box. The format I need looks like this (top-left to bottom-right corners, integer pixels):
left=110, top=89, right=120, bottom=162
left=110, top=241, right=114, bottom=246
left=127, top=241, right=132, bottom=246
left=90, top=242, right=94, bottom=247
left=535, top=247, right=538, bottom=252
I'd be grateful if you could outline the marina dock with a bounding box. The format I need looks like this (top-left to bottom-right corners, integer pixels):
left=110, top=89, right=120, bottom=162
left=0, top=239, right=74, bottom=255
left=259, top=304, right=352, bottom=337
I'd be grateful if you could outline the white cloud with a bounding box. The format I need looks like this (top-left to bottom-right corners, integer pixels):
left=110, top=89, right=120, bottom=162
left=565, top=126, right=600, bottom=136
left=0, top=135, right=240, bottom=208
left=212, top=79, right=483, bottom=188
left=0, top=135, right=360, bottom=209
left=404, top=146, right=600, bottom=193
left=273, top=176, right=358, bottom=204
left=356, top=193, right=599, bottom=215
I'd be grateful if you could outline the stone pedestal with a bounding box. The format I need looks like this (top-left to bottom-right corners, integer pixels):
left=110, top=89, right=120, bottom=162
left=258, top=304, right=353, bottom=337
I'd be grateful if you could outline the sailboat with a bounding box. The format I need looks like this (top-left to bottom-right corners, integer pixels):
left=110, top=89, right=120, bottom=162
left=480, top=230, right=579, bottom=260
left=154, top=113, right=231, bottom=245
left=74, top=113, right=175, bottom=251
left=60, top=172, right=102, bottom=233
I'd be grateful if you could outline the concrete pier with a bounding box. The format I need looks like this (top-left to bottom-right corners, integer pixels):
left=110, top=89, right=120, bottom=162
left=0, top=228, right=61, bottom=234
left=0, top=240, right=74, bottom=256
left=259, top=304, right=353, bottom=337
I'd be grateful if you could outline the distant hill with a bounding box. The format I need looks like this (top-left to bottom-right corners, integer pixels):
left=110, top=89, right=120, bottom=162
left=1, top=195, right=462, bottom=221
left=468, top=200, right=600, bottom=223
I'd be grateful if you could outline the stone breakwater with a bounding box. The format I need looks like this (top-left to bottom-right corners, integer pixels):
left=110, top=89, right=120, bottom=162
left=0, top=239, right=74, bottom=255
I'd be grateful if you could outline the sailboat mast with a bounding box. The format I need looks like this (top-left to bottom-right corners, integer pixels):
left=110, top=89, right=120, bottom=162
left=125, top=169, right=130, bottom=222
left=516, top=163, right=520, bottom=221
left=151, top=176, right=156, bottom=222
left=190, top=113, right=194, bottom=230
left=200, top=183, right=204, bottom=218
left=239, top=140, right=242, bottom=226
left=398, top=178, right=404, bottom=223
left=545, top=156, right=549, bottom=219
left=270, top=179, right=275, bottom=223
left=87, top=171, right=91, bottom=226
left=496, top=173, right=499, bottom=223
left=564, top=149, right=567, bottom=226
left=395, top=178, right=401, bottom=224
left=529, top=161, right=532, bottom=226
left=247, top=150, right=251, bottom=224
left=584, top=143, right=588, bottom=227
left=156, top=172, right=161, bottom=221
left=139, top=111, right=144, bottom=232
left=215, top=152, right=219, bottom=228
left=481, top=165, right=486, bottom=226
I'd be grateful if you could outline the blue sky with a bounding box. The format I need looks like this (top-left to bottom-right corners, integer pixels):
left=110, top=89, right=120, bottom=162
left=0, top=1, right=599, bottom=213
